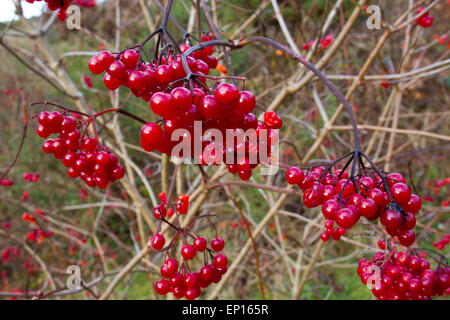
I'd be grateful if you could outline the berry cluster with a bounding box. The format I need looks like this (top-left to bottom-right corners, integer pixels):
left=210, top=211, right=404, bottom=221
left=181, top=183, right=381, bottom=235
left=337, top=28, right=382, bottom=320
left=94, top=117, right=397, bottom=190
left=0, top=179, right=14, bottom=186
left=416, top=8, right=434, bottom=28
left=152, top=236, right=228, bottom=300
left=25, top=0, right=96, bottom=21
left=286, top=167, right=421, bottom=246
left=89, top=37, right=281, bottom=181
left=36, top=111, right=125, bottom=188
left=433, top=234, right=450, bottom=251
left=22, top=173, right=40, bottom=182
left=358, top=250, right=450, bottom=300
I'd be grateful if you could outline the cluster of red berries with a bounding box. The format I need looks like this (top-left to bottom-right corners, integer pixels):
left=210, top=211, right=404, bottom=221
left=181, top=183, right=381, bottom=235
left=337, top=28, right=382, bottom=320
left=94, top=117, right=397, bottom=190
left=0, top=179, right=14, bottom=186
left=285, top=167, right=421, bottom=246
left=1, top=247, right=20, bottom=264
left=358, top=250, right=450, bottom=300
left=416, top=8, right=434, bottom=28
left=88, top=35, right=217, bottom=98
left=36, top=111, right=125, bottom=188
left=25, top=0, right=96, bottom=21
left=22, top=173, right=40, bottom=182
left=433, top=234, right=450, bottom=251
left=26, top=228, right=53, bottom=243
left=152, top=236, right=228, bottom=300
left=89, top=36, right=282, bottom=181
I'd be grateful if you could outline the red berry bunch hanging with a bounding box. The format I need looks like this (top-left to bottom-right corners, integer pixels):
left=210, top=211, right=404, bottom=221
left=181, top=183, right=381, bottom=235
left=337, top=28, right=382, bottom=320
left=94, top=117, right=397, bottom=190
left=89, top=35, right=282, bottom=181
left=358, top=249, right=450, bottom=300
left=36, top=111, right=125, bottom=188
left=152, top=236, right=228, bottom=300
left=286, top=166, right=421, bottom=246
left=416, top=8, right=434, bottom=28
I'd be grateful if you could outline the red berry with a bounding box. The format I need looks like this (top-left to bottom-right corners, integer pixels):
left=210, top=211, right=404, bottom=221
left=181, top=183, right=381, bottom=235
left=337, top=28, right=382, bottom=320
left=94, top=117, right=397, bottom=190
left=214, top=83, right=239, bottom=105
left=183, top=272, right=199, bottom=289
left=285, top=167, right=305, bottom=185
left=88, top=56, right=104, bottom=74
left=357, top=198, right=378, bottom=219
left=154, top=279, right=170, bottom=295
left=151, top=234, right=165, bottom=250
left=321, top=199, right=339, bottom=220
left=211, top=237, right=225, bottom=252
left=237, top=91, right=256, bottom=114
left=303, top=189, right=321, bottom=208
left=121, top=50, right=139, bottom=69
left=150, top=92, right=173, bottom=117
left=390, top=183, right=411, bottom=204
left=335, top=207, right=359, bottom=229
left=213, top=254, right=228, bottom=269
left=108, top=60, right=127, bottom=79
left=181, top=244, right=196, bottom=260
left=193, top=237, right=207, bottom=252
left=403, top=194, right=421, bottom=214
left=380, top=209, right=403, bottom=230
left=140, top=123, right=163, bottom=152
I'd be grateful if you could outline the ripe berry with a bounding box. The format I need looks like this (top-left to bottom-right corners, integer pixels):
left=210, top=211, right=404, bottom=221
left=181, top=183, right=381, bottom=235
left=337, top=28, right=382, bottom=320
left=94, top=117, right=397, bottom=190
left=121, top=50, right=139, bottom=69
left=151, top=234, right=165, bottom=250
left=181, top=244, right=196, bottom=260
left=198, top=266, right=212, bottom=283
left=140, top=123, right=163, bottom=152
left=237, top=91, right=256, bottom=114
left=170, top=87, right=192, bottom=114
left=155, top=279, right=170, bottom=295
left=127, top=71, right=147, bottom=91
left=108, top=61, right=127, bottom=79
left=322, top=199, right=339, bottom=220
left=357, top=198, right=378, bottom=219
left=380, top=209, right=403, bottom=230
left=404, top=194, right=421, bottom=214
left=214, top=83, right=239, bottom=105
left=193, top=237, right=207, bottom=252
left=200, top=95, right=221, bottom=119
left=398, top=230, right=415, bottom=247
left=184, top=272, right=199, bottom=289
left=285, top=167, right=305, bottom=185
left=185, top=286, right=201, bottom=300
left=390, top=183, right=411, bottom=204
left=213, top=254, right=228, bottom=269
left=211, top=237, right=225, bottom=252
left=335, top=208, right=359, bottom=229
left=303, top=189, right=321, bottom=208
left=88, top=56, right=104, bottom=74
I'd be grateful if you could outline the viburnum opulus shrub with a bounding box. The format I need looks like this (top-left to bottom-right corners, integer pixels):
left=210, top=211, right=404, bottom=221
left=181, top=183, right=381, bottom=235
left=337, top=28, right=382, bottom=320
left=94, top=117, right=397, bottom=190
left=7, top=0, right=445, bottom=300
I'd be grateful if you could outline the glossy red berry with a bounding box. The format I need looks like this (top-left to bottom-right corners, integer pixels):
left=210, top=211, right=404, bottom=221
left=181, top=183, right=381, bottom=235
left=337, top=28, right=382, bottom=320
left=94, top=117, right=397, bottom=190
left=211, top=237, right=225, bottom=252
left=121, top=50, right=139, bottom=69
left=213, top=254, right=228, bottom=269
left=390, top=183, right=411, bottom=204
left=214, top=83, right=239, bottom=105
left=154, top=279, right=170, bottom=295
left=335, top=208, right=359, bottom=229
left=151, top=234, right=165, bottom=250
left=193, top=237, right=207, bottom=252
left=140, top=123, right=163, bottom=152
left=285, top=167, right=305, bottom=185
left=181, top=244, right=196, bottom=260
